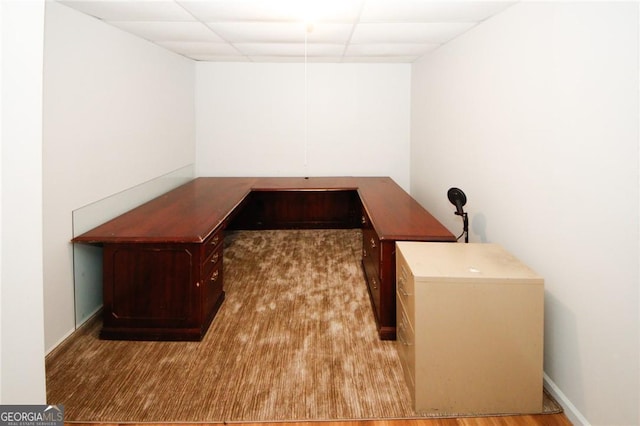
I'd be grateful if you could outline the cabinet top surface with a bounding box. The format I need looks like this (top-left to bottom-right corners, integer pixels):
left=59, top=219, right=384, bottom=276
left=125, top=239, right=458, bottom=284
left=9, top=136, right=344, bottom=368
left=396, top=242, right=542, bottom=283
left=73, top=177, right=456, bottom=244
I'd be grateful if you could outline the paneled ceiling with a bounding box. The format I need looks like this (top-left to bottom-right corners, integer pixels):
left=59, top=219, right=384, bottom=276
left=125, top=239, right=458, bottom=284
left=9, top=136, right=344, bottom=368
left=57, top=0, right=515, bottom=63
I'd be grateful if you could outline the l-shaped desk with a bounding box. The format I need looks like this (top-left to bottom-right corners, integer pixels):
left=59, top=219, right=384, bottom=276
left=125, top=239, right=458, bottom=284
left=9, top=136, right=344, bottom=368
left=73, top=177, right=456, bottom=341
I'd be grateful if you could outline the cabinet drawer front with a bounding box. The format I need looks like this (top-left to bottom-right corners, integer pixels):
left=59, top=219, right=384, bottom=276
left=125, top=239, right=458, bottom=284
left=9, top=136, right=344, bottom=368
left=205, top=263, right=222, bottom=287
left=204, top=229, right=223, bottom=260
left=201, top=231, right=224, bottom=324
left=203, top=245, right=223, bottom=278
left=396, top=261, right=415, bottom=328
left=363, top=229, right=380, bottom=264
left=396, top=305, right=416, bottom=399
left=363, top=257, right=380, bottom=309
left=203, top=261, right=223, bottom=319
left=361, top=211, right=370, bottom=228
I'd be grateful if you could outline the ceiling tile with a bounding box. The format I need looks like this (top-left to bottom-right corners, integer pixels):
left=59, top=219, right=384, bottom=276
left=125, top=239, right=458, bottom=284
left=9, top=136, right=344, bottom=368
left=59, top=0, right=194, bottom=21
left=178, top=0, right=363, bottom=23
left=306, top=23, right=354, bottom=43
left=109, top=21, right=225, bottom=42
left=360, top=0, right=515, bottom=23
left=250, top=55, right=345, bottom=63
left=235, top=43, right=305, bottom=57
left=178, top=0, right=301, bottom=22
left=235, top=43, right=345, bottom=57
left=345, top=43, right=438, bottom=57
left=306, top=43, right=347, bottom=56
left=292, top=0, right=364, bottom=23
left=249, top=56, right=306, bottom=63
left=207, top=22, right=308, bottom=43
left=56, top=0, right=515, bottom=63
left=306, top=56, right=347, bottom=63
left=157, top=41, right=242, bottom=56
left=351, top=22, right=475, bottom=44
left=342, top=55, right=419, bottom=63
left=207, top=22, right=353, bottom=44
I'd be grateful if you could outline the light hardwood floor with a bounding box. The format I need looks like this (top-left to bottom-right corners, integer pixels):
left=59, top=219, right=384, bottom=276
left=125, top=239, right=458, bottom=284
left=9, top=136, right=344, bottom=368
left=67, top=414, right=573, bottom=426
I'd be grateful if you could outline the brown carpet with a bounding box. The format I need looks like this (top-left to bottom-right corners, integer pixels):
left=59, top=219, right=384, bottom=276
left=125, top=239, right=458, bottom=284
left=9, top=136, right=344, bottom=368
left=46, top=229, right=561, bottom=422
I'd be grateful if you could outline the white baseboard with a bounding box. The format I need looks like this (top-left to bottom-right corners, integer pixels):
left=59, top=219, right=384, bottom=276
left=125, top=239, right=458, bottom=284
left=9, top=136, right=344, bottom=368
left=45, top=327, right=76, bottom=356
left=544, top=372, right=590, bottom=425
left=45, top=309, right=102, bottom=356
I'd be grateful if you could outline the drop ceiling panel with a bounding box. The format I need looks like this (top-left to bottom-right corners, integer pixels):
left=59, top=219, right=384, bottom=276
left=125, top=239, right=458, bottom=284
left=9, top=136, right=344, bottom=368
left=360, top=0, right=514, bottom=22
left=156, top=41, right=241, bottom=56
left=343, top=55, right=419, bottom=63
left=305, top=24, right=354, bottom=43
left=207, top=22, right=306, bottom=43
left=234, top=43, right=345, bottom=57
left=346, top=43, right=438, bottom=57
left=207, top=22, right=353, bottom=44
left=351, top=22, right=475, bottom=44
left=178, top=0, right=304, bottom=22
left=178, top=0, right=365, bottom=23
left=110, top=21, right=226, bottom=42
left=56, top=0, right=515, bottom=62
left=233, top=43, right=305, bottom=57
left=59, top=0, right=194, bottom=21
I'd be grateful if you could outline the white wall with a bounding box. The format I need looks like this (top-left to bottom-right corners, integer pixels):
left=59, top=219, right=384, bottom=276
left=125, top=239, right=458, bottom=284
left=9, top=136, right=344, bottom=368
left=42, top=2, right=196, bottom=352
left=196, top=62, right=411, bottom=190
left=410, top=3, right=639, bottom=425
left=0, top=0, right=47, bottom=403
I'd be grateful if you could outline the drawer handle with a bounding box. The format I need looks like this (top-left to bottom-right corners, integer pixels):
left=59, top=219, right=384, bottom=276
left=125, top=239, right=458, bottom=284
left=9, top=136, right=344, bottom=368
left=210, top=270, right=219, bottom=282
left=371, top=277, right=378, bottom=290
left=210, top=235, right=219, bottom=246
left=361, top=215, right=366, bottom=224
left=397, top=326, right=411, bottom=346
left=210, top=252, right=219, bottom=263
left=363, top=249, right=367, bottom=258
left=401, top=314, right=410, bottom=329
left=398, top=278, right=410, bottom=297
left=370, top=237, right=376, bottom=249
left=401, top=265, right=408, bottom=278
left=397, top=315, right=410, bottom=346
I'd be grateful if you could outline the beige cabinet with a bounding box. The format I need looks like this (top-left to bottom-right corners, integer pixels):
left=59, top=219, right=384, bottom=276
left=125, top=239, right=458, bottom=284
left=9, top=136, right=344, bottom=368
left=395, top=242, right=544, bottom=416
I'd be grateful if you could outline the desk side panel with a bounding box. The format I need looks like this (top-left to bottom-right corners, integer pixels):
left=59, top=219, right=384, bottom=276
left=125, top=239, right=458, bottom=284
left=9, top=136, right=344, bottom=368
left=228, top=190, right=361, bottom=230
left=72, top=165, right=195, bottom=326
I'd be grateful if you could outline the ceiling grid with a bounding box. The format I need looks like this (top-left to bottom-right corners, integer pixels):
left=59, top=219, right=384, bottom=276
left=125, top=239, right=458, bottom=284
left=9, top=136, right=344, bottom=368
left=58, top=0, right=515, bottom=62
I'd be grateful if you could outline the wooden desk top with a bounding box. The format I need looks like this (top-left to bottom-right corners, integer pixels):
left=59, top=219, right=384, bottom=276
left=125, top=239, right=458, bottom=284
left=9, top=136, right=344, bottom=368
left=73, top=177, right=455, bottom=244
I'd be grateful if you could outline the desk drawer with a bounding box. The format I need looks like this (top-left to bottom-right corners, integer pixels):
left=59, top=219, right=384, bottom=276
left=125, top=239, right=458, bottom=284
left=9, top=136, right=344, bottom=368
left=205, top=262, right=222, bottom=289
left=363, top=257, right=380, bottom=309
left=203, top=244, right=222, bottom=278
left=396, top=258, right=415, bottom=329
left=396, top=302, right=415, bottom=399
left=202, top=230, right=224, bottom=326
left=204, top=229, right=223, bottom=260
left=363, top=228, right=380, bottom=265
left=202, top=253, right=223, bottom=324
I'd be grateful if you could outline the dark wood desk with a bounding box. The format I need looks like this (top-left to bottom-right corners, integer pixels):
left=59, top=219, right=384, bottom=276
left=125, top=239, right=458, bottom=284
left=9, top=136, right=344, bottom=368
left=73, top=177, right=455, bottom=340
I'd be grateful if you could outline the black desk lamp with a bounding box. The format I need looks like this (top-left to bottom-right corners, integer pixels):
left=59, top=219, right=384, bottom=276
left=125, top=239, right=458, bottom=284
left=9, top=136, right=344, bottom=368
left=447, top=187, right=469, bottom=243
